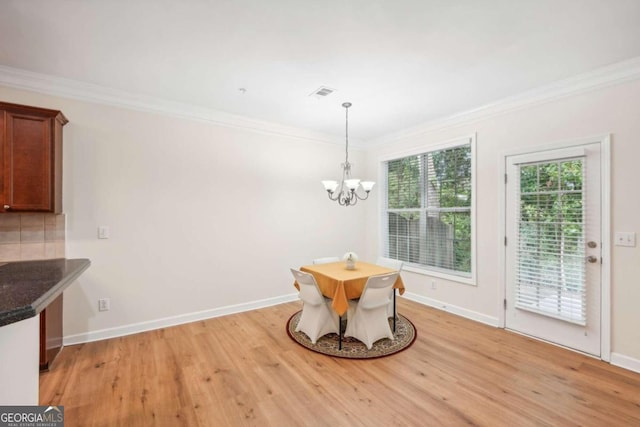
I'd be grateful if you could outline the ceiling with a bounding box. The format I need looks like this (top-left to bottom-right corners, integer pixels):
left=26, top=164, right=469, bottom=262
left=1, top=0, right=640, bottom=144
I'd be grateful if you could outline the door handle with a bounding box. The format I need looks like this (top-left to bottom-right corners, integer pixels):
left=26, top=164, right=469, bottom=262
left=586, top=255, right=598, bottom=263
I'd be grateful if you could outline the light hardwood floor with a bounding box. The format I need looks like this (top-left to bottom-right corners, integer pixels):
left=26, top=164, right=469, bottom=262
left=40, top=299, right=640, bottom=426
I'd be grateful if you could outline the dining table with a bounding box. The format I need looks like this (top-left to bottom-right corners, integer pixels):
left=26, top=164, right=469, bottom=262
left=293, top=261, right=405, bottom=349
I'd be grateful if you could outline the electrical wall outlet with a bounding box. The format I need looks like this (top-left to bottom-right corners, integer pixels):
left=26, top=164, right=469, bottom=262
left=98, top=298, right=110, bottom=311
left=431, top=280, right=437, bottom=290
left=98, top=226, right=110, bottom=239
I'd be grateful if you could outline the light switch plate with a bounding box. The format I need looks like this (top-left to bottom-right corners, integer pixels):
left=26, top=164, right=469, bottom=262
left=614, top=232, right=636, bottom=247
left=98, top=298, right=110, bottom=311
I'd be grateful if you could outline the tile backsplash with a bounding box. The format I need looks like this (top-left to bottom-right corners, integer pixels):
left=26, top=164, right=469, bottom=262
left=0, top=213, right=65, bottom=262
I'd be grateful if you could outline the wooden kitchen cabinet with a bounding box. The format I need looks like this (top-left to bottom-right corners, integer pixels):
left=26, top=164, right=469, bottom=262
left=0, top=101, right=67, bottom=213
left=39, top=293, right=63, bottom=371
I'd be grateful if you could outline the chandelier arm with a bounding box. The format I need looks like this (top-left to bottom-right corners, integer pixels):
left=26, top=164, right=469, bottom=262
left=354, top=189, right=371, bottom=201
left=337, top=179, right=346, bottom=199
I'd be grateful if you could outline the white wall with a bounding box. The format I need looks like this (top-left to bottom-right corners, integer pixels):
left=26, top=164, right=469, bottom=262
left=364, top=78, right=640, bottom=366
left=0, top=86, right=368, bottom=342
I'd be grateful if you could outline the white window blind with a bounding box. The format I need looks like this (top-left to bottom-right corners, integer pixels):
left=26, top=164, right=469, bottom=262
left=384, top=142, right=472, bottom=276
left=514, top=158, right=587, bottom=325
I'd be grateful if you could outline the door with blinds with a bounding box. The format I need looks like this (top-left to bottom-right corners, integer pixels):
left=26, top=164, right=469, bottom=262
left=505, top=143, right=601, bottom=356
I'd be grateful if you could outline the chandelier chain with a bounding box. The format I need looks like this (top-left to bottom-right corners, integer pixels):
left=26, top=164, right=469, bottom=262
left=344, top=103, right=349, bottom=166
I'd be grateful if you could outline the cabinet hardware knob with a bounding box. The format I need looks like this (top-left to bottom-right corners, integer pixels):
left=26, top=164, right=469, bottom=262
left=3, top=205, right=9, bottom=210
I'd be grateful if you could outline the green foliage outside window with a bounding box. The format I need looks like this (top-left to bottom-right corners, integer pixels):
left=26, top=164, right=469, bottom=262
left=518, top=159, right=584, bottom=275
left=387, top=156, right=421, bottom=210
left=385, top=144, right=472, bottom=275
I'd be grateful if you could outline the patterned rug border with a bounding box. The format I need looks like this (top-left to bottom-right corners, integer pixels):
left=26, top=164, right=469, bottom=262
left=286, top=310, right=417, bottom=360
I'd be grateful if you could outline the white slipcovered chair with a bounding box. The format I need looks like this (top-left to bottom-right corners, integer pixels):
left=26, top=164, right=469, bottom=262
left=344, top=272, right=398, bottom=350
left=376, top=257, right=404, bottom=319
left=313, top=256, right=340, bottom=264
left=290, top=268, right=339, bottom=344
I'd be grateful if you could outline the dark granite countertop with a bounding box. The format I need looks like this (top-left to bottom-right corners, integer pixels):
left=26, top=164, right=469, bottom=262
left=0, top=258, right=91, bottom=327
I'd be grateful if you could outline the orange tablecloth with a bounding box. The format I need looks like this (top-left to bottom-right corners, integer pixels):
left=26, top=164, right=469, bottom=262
left=293, top=261, right=405, bottom=316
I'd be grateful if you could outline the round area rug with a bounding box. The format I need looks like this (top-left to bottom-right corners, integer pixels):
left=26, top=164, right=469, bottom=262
left=286, top=311, right=417, bottom=359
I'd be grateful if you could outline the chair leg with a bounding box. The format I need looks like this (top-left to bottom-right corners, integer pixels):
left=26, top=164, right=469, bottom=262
left=393, top=290, right=397, bottom=333
left=339, top=315, right=343, bottom=350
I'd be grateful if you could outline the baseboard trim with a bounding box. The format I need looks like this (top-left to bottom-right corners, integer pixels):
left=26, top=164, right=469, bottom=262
left=401, top=293, right=640, bottom=375
left=610, top=352, right=640, bottom=374
left=402, top=292, right=500, bottom=327
left=63, top=293, right=299, bottom=346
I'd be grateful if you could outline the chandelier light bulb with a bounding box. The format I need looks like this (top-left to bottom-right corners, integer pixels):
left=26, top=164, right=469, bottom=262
left=361, top=181, right=375, bottom=192
left=322, top=180, right=339, bottom=193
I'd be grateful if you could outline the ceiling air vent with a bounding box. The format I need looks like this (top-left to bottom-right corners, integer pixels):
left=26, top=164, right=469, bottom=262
left=309, top=86, right=336, bottom=99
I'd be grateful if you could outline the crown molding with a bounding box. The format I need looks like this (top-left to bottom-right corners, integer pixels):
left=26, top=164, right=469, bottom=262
left=2, top=57, right=639, bottom=150
left=369, top=56, right=640, bottom=147
left=0, top=64, right=357, bottom=147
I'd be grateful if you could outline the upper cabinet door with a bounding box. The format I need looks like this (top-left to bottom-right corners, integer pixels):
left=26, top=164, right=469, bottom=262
left=0, top=102, right=67, bottom=213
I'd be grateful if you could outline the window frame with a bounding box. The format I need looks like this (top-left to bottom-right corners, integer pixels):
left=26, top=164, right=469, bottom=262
left=379, top=134, right=477, bottom=286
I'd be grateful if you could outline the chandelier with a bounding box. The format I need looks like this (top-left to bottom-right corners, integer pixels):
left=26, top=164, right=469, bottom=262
left=321, top=102, right=375, bottom=206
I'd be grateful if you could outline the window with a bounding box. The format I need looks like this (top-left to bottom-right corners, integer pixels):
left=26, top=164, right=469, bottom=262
left=515, top=157, right=586, bottom=324
left=383, top=137, right=474, bottom=280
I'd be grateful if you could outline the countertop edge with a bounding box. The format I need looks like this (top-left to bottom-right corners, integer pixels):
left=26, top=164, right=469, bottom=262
left=32, top=258, right=92, bottom=315
left=0, top=306, right=36, bottom=326
left=0, top=258, right=92, bottom=328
